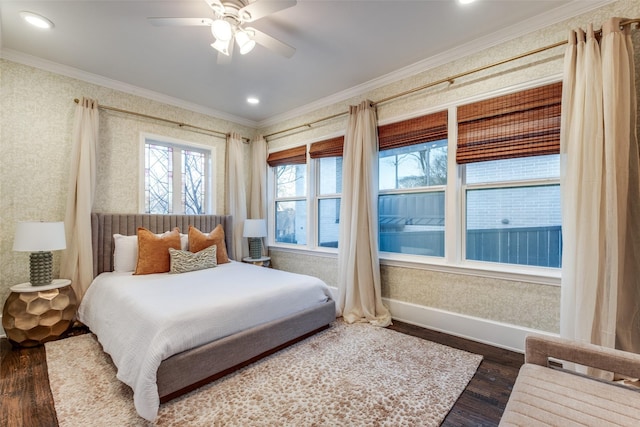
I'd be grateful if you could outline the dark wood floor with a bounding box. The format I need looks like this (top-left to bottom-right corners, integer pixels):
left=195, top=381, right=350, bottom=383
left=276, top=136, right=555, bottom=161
left=388, top=322, right=524, bottom=427
left=0, top=321, right=523, bottom=427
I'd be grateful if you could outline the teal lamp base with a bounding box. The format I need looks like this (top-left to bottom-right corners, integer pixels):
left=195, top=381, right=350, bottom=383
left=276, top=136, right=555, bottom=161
left=248, top=238, right=262, bottom=259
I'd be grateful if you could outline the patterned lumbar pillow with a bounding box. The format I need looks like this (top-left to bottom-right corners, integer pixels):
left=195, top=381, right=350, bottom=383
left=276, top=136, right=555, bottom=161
left=169, top=245, right=217, bottom=274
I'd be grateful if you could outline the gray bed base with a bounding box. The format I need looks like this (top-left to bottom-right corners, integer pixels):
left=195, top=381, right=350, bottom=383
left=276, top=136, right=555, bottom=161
left=90, top=213, right=336, bottom=401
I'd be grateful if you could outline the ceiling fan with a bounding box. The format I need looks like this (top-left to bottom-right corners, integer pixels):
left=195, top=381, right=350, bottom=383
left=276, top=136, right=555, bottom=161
left=148, top=0, right=297, bottom=62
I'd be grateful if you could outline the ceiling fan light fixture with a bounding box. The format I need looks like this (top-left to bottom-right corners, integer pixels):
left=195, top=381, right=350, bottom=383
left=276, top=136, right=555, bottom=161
left=211, top=18, right=232, bottom=41
left=236, top=30, right=256, bottom=55
left=211, top=38, right=231, bottom=56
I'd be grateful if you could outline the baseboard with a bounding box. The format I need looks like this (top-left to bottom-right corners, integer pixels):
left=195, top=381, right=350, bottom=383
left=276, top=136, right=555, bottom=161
left=327, top=286, right=558, bottom=353
left=385, top=298, right=562, bottom=353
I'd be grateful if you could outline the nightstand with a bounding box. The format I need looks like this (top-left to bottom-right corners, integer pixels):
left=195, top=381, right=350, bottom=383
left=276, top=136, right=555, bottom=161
left=2, top=279, right=77, bottom=347
left=242, top=256, right=271, bottom=268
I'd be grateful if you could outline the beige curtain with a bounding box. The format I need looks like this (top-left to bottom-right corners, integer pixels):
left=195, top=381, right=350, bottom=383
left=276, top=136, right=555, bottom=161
left=249, top=136, right=268, bottom=256
left=226, top=132, right=248, bottom=261
left=560, top=19, right=640, bottom=365
left=59, top=97, right=99, bottom=301
left=337, top=100, right=391, bottom=327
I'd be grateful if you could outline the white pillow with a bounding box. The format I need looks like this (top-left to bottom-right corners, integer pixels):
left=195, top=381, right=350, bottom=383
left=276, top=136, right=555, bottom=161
left=180, top=233, right=189, bottom=251
left=113, top=234, right=138, bottom=272
left=113, top=232, right=189, bottom=272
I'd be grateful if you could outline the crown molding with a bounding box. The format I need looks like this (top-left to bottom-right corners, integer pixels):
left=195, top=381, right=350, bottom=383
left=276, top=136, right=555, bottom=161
left=0, top=48, right=258, bottom=129
left=257, top=0, right=615, bottom=129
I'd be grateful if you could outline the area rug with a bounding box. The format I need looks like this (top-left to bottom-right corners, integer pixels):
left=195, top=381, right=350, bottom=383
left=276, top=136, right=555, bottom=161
left=46, top=321, right=482, bottom=426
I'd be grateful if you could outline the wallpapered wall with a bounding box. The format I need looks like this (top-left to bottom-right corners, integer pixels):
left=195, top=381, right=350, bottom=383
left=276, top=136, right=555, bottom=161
left=262, top=0, right=640, bottom=334
left=0, top=61, right=254, bottom=305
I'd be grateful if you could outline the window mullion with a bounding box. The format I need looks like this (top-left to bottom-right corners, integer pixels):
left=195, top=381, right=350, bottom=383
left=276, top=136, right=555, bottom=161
left=267, top=166, right=276, bottom=247
left=172, top=148, right=182, bottom=214
left=379, top=186, right=445, bottom=196
left=204, top=152, right=212, bottom=214
left=446, top=105, right=460, bottom=264
left=275, top=195, right=307, bottom=202
left=465, top=177, right=560, bottom=191
left=308, top=152, right=316, bottom=249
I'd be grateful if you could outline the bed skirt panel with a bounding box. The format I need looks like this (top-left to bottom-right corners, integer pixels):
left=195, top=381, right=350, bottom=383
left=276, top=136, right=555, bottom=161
left=157, top=299, right=336, bottom=400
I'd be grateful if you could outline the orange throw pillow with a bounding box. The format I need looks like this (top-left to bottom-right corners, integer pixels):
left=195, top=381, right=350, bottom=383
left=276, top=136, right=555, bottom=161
left=188, top=224, right=230, bottom=264
left=134, top=227, right=182, bottom=275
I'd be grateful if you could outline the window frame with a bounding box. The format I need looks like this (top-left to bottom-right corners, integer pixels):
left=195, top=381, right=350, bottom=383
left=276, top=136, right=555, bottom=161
left=268, top=145, right=311, bottom=248
left=139, top=132, right=214, bottom=215
left=315, top=156, right=342, bottom=250
left=453, top=79, right=562, bottom=275
left=273, top=166, right=309, bottom=246
left=460, top=164, right=561, bottom=269
left=377, top=157, right=448, bottom=259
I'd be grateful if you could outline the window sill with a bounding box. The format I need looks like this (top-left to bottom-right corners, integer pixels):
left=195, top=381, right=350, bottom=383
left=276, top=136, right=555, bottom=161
left=380, top=255, right=560, bottom=286
left=268, top=245, right=338, bottom=258
left=268, top=245, right=561, bottom=286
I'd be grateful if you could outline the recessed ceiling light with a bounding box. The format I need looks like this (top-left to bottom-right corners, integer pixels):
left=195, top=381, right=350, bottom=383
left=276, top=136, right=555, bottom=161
left=20, top=11, right=54, bottom=29
left=247, top=97, right=260, bottom=105
left=458, top=0, right=477, bottom=4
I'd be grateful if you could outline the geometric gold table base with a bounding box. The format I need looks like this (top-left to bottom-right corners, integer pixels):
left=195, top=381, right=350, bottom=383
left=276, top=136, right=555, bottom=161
left=2, top=284, right=77, bottom=347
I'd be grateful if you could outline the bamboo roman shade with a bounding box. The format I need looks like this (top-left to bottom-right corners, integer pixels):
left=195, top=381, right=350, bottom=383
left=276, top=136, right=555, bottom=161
left=456, top=81, right=562, bottom=164
left=309, top=136, right=345, bottom=159
left=378, top=110, right=448, bottom=151
left=266, top=145, right=306, bottom=166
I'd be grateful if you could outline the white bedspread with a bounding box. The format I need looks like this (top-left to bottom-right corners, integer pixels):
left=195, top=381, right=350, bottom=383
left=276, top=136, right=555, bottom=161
left=77, top=261, right=333, bottom=421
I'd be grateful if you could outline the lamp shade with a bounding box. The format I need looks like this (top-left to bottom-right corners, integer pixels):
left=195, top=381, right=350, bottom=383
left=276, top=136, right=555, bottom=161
left=243, top=219, right=267, bottom=238
left=13, top=221, right=66, bottom=252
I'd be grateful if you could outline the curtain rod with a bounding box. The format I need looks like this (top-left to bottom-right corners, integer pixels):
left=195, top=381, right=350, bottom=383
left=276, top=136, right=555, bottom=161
left=264, top=17, right=640, bottom=142
left=73, top=98, right=250, bottom=143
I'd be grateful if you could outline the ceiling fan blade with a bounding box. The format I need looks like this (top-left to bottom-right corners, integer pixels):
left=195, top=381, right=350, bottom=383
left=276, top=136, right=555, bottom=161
left=247, top=27, right=295, bottom=58
left=148, top=17, right=213, bottom=27
left=238, top=0, right=296, bottom=23
left=203, top=0, right=225, bottom=15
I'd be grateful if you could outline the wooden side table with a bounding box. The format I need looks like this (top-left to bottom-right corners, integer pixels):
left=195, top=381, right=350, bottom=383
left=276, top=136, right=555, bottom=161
left=242, top=256, right=271, bottom=268
left=2, top=279, right=77, bottom=347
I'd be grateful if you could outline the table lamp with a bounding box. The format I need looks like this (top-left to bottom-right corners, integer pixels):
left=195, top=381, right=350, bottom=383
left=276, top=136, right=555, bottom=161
left=13, top=221, right=66, bottom=286
left=243, top=219, right=267, bottom=259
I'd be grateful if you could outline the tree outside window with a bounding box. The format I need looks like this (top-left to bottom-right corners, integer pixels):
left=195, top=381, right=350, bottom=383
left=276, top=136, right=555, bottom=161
left=144, top=137, right=211, bottom=214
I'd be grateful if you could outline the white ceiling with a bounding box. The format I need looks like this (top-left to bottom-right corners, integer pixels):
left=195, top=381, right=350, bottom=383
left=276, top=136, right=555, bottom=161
left=0, top=1, right=610, bottom=126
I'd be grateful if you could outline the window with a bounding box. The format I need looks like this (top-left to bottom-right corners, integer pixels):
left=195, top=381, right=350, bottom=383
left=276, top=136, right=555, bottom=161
left=267, top=81, right=564, bottom=277
left=317, top=157, right=342, bottom=248
left=458, top=82, right=562, bottom=268
left=378, top=111, right=448, bottom=257
left=268, top=146, right=307, bottom=245
left=464, top=156, right=561, bottom=267
left=143, top=135, right=212, bottom=214
left=310, top=136, right=344, bottom=249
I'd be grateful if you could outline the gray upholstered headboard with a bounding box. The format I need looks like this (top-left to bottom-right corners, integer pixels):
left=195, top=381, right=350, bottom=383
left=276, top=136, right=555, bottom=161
left=91, top=213, right=233, bottom=277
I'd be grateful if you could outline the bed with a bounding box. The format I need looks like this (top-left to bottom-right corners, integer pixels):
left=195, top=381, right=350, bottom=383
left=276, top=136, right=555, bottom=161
left=78, top=213, right=336, bottom=421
